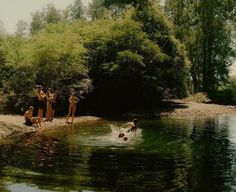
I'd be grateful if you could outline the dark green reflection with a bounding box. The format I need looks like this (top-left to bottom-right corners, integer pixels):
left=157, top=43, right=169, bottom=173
left=0, top=117, right=236, bottom=191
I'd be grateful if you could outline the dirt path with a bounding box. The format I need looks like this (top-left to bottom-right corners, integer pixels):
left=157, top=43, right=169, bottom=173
left=0, top=115, right=102, bottom=140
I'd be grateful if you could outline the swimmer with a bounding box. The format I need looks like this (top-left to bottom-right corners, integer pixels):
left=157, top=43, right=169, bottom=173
left=123, top=137, right=128, bottom=141
left=128, top=118, right=138, bottom=133
left=118, top=133, right=125, bottom=138
left=121, top=119, right=138, bottom=133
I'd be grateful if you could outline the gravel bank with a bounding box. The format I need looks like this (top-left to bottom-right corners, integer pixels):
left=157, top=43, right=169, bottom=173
left=161, top=100, right=236, bottom=118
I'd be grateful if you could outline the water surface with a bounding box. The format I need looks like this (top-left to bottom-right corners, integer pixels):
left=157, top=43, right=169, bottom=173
left=1, top=116, right=236, bottom=191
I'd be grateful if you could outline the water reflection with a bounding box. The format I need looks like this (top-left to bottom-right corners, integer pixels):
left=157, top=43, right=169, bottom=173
left=0, top=116, right=236, bottom=191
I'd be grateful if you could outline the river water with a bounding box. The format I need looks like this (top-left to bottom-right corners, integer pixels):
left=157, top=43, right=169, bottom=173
left=1, top=115, right=236, bottom=192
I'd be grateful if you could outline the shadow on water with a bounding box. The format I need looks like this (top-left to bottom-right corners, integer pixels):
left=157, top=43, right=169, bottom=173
left=0, top=116, right=236, bottom=191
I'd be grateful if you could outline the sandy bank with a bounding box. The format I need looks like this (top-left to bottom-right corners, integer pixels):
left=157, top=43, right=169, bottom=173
left=0, top=115, right=102, bottom=140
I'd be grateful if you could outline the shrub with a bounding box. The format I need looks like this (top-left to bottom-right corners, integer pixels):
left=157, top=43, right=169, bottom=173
left=183, top=92, right=211, bottom=103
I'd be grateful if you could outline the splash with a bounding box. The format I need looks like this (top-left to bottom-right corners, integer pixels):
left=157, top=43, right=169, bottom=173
left=75, top=124, right=143, bottom=148
left=101, top=124, right=143, bottom=146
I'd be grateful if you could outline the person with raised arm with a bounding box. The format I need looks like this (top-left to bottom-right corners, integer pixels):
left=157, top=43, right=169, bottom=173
left=36, top=85, right=46, bottom=121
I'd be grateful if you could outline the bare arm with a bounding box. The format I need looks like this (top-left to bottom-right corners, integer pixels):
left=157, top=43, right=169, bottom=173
left=75, top=96, right=79, bottom=103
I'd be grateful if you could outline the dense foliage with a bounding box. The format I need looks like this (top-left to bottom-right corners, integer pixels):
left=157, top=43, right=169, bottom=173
left=0, top=0, right=235, bottom=114
left=85, top=5, right=189, bottom=112
left=165, top=0, right=236, bottom=96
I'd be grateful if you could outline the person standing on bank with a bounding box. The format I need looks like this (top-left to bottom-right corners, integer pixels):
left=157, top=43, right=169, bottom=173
left=45, top=88, right=53, bottom=122
left=51, top=89, right=57, bottom=121
left=66, top=93, right=79, bottom=124
left=36, top=85, right=46, bottom=121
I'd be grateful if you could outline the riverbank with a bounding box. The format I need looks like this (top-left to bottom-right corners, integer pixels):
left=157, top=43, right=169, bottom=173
left=161, top=100, right=236, bottom=117
left=1, top=100, right=236, bottom=140
left=122, top=100, right=236, bottom=119
left=0, top=115, right=102, bottom=140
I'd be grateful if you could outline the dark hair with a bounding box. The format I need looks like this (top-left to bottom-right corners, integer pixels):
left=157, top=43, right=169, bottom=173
left=133, top=119, right=138, bottom=124
left=35, top=85, right=43, bottom=89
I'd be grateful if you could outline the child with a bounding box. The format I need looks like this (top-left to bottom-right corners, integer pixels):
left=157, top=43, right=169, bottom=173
left=66, top=93, right=79, bottom=124
left=24, top=106, right=41, bottom=128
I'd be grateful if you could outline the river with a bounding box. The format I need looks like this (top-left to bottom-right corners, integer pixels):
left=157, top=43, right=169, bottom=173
left=1, top=115, right=236, bottom=191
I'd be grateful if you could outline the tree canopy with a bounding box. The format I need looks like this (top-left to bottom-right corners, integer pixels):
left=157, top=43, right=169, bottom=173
left=0, top=0, right=235, bottom=114
left=165, top=0, right=236, bottom=95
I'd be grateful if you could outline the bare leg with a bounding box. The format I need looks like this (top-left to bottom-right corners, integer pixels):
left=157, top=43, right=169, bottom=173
left=71, top=107, right=76, bottom=124
left=49, top=105, right=53, bottom=121
left=66, top=107, right=72, bottom=123
left=46, top=103, right=52, bottom=121
left=38, top=108, right=43, bottom=121
left=51, top=109, right=55, bottom=121
left=46, top=107, right=50, bottom=121
left=32, top=119, right=39, bottom=129
left=37, top=117, right=42, bottom=128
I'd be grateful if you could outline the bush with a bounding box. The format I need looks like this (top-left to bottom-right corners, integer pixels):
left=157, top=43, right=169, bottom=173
left=183, top=92, right=211, bottom=103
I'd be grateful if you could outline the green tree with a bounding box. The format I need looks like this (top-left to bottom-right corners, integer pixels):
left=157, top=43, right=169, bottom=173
left=68, top=0, right=84, bottom=21
left=103, top=0, right=190, bottom=99
left=43, top=4, right=62, bottom=24
left=30, top=11, right=44, bottom=35
left=4, top=65, right=36, bottom=112
left=30, top=4, right=63, bottom=35
left=0, top=34, right=12, bottom=89
left=103, top=0, right=147, bottom=8
left=30, top=25, right=92, bottom=105
left=1, top=0, right=192, bottom=113
left=88, top=0, right=110, bottom=20
left=86, top=13, right=189, bottom=111
left=132, top=2, right=190, bottom=98
left=2, top=23, right=92, bottom=113
left=15, top=20, right=29, bottom=37
left=165, top=0, right=236, bottom=95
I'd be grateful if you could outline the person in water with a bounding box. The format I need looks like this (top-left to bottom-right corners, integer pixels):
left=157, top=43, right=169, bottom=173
left=24, top=106, right=41, bottom=128
left=127, top=119, right=138, bottom=133
left=118, top=119, right=138, bottom=141
left=118, top=132, right=128, bottom=141
left=120, top=119, right=138, bottom=133
left=36, top=85, right=46, bottom=121
left=66, top=92, right=79, bottom=124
